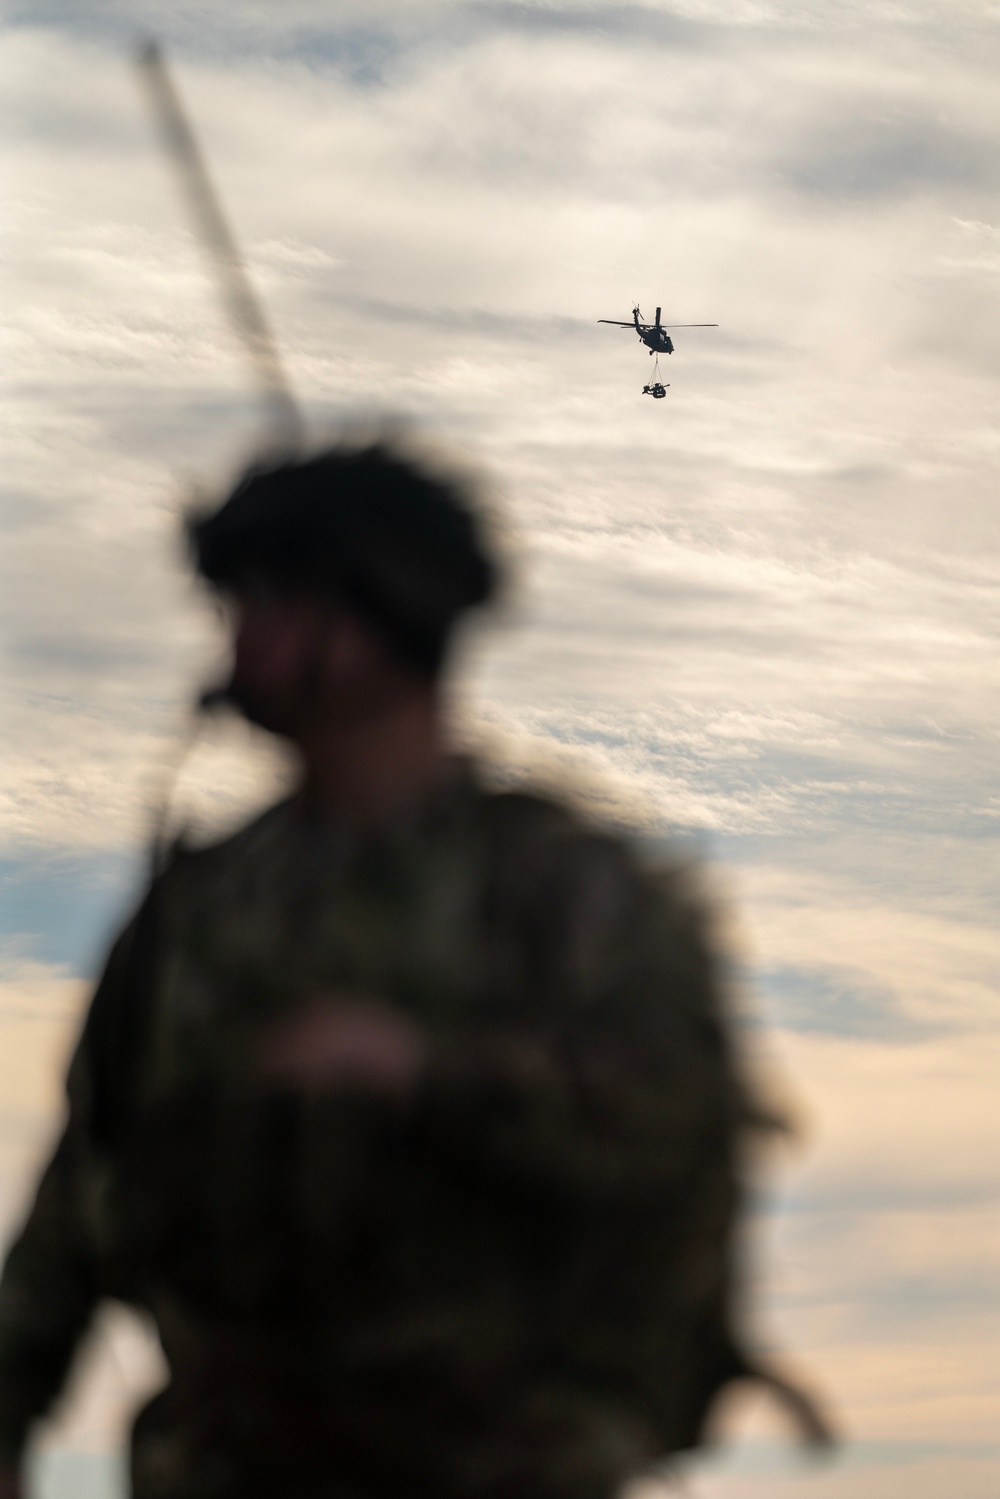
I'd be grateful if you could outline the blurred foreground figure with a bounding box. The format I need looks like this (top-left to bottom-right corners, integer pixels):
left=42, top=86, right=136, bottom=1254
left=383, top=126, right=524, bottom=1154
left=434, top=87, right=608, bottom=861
left=0, top=443, right=816, bottom=1499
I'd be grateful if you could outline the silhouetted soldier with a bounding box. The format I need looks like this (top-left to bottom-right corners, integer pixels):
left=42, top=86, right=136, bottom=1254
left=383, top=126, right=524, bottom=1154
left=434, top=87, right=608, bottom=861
left=0, top=442, right=817, bottom=1499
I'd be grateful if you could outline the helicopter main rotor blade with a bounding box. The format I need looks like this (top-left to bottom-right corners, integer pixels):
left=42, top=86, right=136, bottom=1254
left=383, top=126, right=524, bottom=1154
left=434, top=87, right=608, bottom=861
left=136, top=39, right=303, bottom=449
left=660, top=323, right=718, bottom=328
left=598, top=320, right=639, bottom=327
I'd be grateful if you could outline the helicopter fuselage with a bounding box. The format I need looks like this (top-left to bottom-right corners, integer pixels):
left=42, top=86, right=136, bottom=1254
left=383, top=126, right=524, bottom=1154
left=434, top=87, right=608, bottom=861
left=631, top=306, right=674, bottom=354
left=639, top=327, right=674, bottom=354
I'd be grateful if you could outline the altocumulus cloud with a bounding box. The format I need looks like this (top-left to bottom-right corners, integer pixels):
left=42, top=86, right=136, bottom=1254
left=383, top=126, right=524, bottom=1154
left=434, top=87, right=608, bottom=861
left=2, top=3, right=999, bottom=1497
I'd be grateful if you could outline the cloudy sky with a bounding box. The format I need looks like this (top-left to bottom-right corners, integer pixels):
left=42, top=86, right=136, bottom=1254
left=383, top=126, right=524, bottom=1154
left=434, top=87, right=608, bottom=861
left=2, top=2, right=999, bottom=1496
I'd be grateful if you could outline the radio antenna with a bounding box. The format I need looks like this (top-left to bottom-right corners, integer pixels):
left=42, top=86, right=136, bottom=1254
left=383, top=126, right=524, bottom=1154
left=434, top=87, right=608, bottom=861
left=136, top=38, right=304, bottom=450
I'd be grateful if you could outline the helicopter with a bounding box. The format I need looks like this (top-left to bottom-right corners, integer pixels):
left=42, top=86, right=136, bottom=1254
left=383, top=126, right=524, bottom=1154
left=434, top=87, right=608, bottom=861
left=598, top=305, right=717, bottom=355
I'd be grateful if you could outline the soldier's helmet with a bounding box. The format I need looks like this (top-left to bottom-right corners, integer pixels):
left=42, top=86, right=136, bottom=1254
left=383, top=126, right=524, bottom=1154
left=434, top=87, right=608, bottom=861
left=188, top=441, right=499, bottom=677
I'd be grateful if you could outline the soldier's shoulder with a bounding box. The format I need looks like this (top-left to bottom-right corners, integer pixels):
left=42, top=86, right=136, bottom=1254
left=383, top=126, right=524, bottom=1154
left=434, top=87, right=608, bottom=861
left=470, top=773, right=668, bottom=907
left=157, top=798, right=295, bottom=888
left=473, top=777, right=580, bottom=837
left=475, top=768, right=670, bottom=857
left=471, top=774, right=620, bottom=858
left=473, top=769, right=711, bottom=915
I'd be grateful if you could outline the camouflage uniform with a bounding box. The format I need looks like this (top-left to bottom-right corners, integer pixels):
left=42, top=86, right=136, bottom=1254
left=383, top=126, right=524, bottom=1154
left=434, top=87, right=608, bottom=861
left=0, top=765, right=749, bottom=1498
